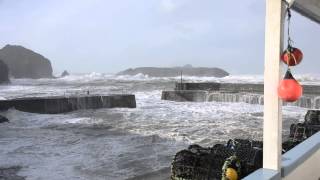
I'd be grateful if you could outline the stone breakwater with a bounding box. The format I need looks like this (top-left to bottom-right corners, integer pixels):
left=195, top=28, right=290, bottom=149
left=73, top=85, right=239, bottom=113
left=162, top=82, right=320, bottom=109
left=0, top=94, right=136, bottom=114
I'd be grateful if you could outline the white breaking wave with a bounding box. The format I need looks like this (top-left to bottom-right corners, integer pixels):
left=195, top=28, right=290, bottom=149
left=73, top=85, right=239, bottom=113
left=6, top=72, right=320, bottom=85
left=51, top=72, right=320, bottom=85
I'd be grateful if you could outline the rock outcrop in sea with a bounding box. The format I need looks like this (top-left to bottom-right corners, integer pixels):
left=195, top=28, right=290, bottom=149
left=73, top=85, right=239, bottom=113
left=0, top=45, right=53, bottom=79
left=0, top=115, right=9, bottom=123
left=0, top=59, right=10, bottom=84
left=61, top=70, right=70, bottom=77
left=117, top=65, right=229, bottom=77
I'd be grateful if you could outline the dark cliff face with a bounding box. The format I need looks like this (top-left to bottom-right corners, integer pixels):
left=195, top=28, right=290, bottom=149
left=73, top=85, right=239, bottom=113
left=117, top=66, right=229, bottom=78
left=0, top=59, right=10, bottom=84
left=0, top=45, right=53, bottom=79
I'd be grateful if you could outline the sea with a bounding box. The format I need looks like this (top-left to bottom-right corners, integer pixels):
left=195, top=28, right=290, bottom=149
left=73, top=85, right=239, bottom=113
left=0, top=73, right=319, bottom=180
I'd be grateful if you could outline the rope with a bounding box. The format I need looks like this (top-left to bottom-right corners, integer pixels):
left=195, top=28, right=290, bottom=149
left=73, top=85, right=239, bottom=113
left=285, top=48, right=298, bottom=66
left=287, top=7, right=293, bottom=49
left=282, top=0, right=290, bottom=7
left=285, top=5, right=294, bottom=70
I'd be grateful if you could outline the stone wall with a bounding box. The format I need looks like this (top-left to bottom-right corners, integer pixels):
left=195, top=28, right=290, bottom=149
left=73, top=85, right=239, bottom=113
left=0, top=95, right=136, bottom=114
left=175, top=82, right=320, bottom=95
left=163, top=82, right=320, bottom=109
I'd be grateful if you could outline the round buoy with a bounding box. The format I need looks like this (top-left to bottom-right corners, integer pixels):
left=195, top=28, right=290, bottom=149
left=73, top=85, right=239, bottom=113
left=281, top=47, right=303, bottom=66
left=278, top=69, right=303, bottom=102
left=222, top=155, right=241, bottom=180
left=225, top=168, right=238, bottom=180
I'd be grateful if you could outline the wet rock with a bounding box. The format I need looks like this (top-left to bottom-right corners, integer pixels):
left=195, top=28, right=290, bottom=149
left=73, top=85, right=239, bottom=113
left=0, top=44, right=53, bottom=79
left=61, top=70, right=70, bottom=77
left=0, top=115, right=9, bottom=123
left=0, top=166, right=25, bottom=180
left=0, top=59, right=9, bottom=84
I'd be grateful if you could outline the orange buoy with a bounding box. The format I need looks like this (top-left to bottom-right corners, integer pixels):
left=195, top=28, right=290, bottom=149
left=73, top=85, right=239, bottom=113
left=278, top=69, right=303, bottom=102
left=225, top=168, right=238, bottom=180
left=281, top=47, right=303, bottom=66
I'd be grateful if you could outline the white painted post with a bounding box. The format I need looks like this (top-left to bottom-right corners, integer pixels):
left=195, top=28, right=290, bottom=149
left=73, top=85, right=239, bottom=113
left=263, top=0, right=286, bottom=171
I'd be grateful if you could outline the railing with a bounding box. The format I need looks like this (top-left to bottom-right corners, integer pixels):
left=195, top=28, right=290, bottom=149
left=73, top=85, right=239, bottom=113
left=244, top=132, right=320, bottom=180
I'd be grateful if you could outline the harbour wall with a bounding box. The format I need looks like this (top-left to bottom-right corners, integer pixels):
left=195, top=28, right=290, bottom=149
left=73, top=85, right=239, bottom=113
left=0, top=94, right=136, bottom=114
left=162, top=83, right=320, bottom=109
left=175, top=82, right=320, bottom=95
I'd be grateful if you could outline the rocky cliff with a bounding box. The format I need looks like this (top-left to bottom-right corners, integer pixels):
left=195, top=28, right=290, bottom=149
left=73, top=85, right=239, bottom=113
left=0, top=59, right=10, bottom=84
left=117, top=65, right=229, bottom=77
left=0, top=45, right=53, bottom=79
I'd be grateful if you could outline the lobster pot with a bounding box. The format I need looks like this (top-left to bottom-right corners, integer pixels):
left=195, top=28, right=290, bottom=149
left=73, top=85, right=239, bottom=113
left=289, top=123, right=307, bottom=140
left=288, top=123, right=320, bottom=142
left=285, top=110, right=320, bottom=152
left=304, top=110, right=320, bottom=136
left=289, top=110, right=320, bottom=141
left=306, top=124, right=320, bottom=137
left=171, top=140, right=264, bottom=180
left=282, top=140, right=301, bottom=152
left=244, top=147, right=263, bottom=174
left=171, top=144, right=233, bottom=180
left=305, top=110, right=320, bottom=125
left=226, top=139, right=263, bottom=176
left=210, top=144, right=235, bottom=178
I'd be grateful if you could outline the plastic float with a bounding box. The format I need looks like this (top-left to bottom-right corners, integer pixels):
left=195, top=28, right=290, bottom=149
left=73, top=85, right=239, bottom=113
left=278, top=7, right=303, bottom=103
left=278, top=69, right=303, bottom=102
left=280, top=8, right=303, bottom=67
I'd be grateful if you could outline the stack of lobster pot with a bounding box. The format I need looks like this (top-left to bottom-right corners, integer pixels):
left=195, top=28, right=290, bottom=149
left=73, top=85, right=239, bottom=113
left=171, top=110, right=320, bottom=179
left=226, top=139, right=263, bottom=176
left=171, top=144, right=232, bottom=180
left=304, top=110, right=320, bottom=136
left=171, top=139, right=263, bottom=180
left=283, top=110, right=320, bottom=152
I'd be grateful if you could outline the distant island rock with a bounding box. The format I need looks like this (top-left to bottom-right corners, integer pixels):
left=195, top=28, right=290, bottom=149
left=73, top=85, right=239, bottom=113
left=0, top=45, right=53, bottom=79
left=117, top=65, right=229, bottom=77
left=61, top=70, right=70, bottom=77
left=0, top=59, right=10, bottom=84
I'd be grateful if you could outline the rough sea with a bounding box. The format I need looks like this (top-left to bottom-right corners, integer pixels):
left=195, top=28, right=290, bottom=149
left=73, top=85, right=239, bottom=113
left=0, top=73, right=318, bottom=180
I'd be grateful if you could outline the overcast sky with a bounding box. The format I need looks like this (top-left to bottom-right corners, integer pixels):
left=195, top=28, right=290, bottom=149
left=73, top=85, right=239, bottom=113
left=0, top=0, right=319, bottom=74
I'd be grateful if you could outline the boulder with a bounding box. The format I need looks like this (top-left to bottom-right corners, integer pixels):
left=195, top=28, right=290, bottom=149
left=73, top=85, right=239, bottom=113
left=117, top=65, right=229, bottom=77
left=0, top=115, right=9, bottom=123
left=0, top=59, right=9, bottom=84
left=61, top=70, right=70, bottom=77
left=0, top=45, right=53, bottom=79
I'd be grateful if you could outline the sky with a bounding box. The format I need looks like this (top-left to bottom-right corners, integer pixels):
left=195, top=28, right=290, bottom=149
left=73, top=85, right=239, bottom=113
left=0, top=0, right=320, bottom=74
